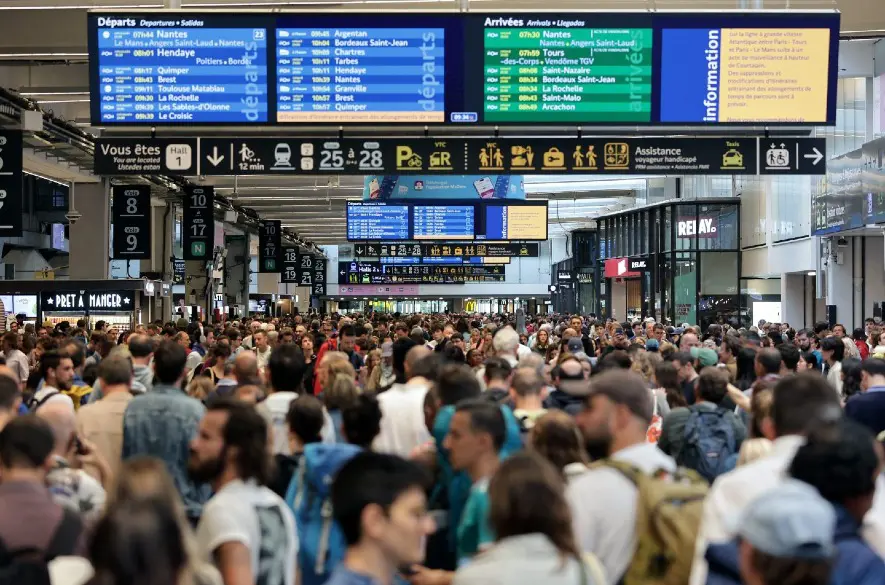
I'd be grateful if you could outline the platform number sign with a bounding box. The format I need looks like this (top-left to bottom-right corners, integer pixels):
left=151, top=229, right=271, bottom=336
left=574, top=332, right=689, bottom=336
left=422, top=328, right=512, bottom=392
left=183, top=186, right=214, bottom=261
left=298, top=254, right=314, bottom=286
left=281, top=248, right=299, bottom=283
left=258, top=220, right=281, bottom=273
left=112, top=185, right=151, bottom=259
left=312, top=258, right=326, bottom=296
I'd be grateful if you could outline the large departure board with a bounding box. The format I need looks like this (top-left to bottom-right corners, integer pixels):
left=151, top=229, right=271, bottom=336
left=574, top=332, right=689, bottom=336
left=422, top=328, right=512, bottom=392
left=346, top=200, right=547, bottom=241
left=276, top=28, right=445, bottom=123
left=483, top=23, right=653, bottom=123
left=93, top=16, right=268, bottom=123
left=88, top=12, right=839, bottom=126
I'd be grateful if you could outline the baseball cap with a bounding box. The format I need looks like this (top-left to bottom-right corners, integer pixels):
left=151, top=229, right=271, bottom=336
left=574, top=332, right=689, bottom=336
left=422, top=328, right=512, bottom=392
left=587, top=370, right=654, bottom=423
left=645, top=339, right=660, bottom=352
left=381, top=341, right=393, bottom=358
left=566, top=337, right=584, bottom=353
left=690, top=347, right=719, bottom=368
left=735, top=479, right=836, bottom=560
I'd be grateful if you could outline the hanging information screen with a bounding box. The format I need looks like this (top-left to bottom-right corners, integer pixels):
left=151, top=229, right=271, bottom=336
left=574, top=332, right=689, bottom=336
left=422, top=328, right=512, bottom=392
left=482, top=22, right=653, bottom=123
left=90, top=15, right=268, bottom=124
left=88, top=11, right=839, bottom=127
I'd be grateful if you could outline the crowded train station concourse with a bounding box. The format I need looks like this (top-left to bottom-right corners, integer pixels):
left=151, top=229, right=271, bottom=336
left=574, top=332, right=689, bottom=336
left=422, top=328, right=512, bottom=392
left=0, top=1, right=882, bottom=585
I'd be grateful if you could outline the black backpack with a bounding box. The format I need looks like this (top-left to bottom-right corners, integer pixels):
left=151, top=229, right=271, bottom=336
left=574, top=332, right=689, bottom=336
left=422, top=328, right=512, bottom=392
left=0, top=508, right=82, bottom=585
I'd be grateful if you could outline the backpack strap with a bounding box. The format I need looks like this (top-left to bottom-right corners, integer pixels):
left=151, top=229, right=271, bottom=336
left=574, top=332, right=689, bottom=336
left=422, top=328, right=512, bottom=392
left=44, top=509, right=82, bottom=561
left=30, top=391, right=60, bottom=411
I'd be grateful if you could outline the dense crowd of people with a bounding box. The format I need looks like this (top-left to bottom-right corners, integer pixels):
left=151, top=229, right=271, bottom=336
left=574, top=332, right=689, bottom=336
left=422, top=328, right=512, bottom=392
left=0, top=311, right=884, bottom=585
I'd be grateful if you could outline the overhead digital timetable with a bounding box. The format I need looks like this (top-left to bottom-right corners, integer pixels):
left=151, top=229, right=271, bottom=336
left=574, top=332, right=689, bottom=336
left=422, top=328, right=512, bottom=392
left=93, top=16, right=268, bottom=123
left=276, top=28, right=445, bottom=123
left=88, top=12, right=839, bottom=126
left=346, top=200, right=548, bottom=242
left=483, top=26, right=653, bottom=123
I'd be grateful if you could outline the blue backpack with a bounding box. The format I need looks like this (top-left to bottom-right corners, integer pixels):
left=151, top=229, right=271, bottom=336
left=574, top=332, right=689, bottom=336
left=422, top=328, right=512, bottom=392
left=679, top=407, right=737, bottom=483
left=285, top=442, right=361, bottom=585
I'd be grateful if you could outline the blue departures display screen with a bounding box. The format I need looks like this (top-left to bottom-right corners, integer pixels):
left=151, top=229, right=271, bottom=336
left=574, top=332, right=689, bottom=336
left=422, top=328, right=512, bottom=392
left=93, top=16, right=268, bottom=123
left=346, top=200, right=547, bottom=242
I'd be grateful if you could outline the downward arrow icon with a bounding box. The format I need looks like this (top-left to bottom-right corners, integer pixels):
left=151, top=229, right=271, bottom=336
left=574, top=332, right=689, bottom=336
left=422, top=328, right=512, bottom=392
left=804, top=147, right=824, bottom=166
left=206, top=146, right=225, bottom=167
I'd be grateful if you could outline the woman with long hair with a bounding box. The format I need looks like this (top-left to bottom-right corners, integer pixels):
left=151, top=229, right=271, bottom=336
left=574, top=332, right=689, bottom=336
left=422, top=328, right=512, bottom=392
left=840, top=357, right=863, bottom=400
left=452, top=453, right=604, bottom=585
left=529, top=411, right=590, bottom=480
left=321, top=355, right=359, bottom=443
left=301, top=333, right=317, bottom=394
left=67, top=457, right=221, bottom=585
left=531, top=328, right=550, bottom=356
left=201, top=343, right=231, bottom=386
left=654, top=361, right=687, bottom=409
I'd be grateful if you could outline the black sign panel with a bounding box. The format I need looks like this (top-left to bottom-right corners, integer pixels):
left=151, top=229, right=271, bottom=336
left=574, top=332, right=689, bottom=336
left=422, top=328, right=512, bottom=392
left=94, top=138, right=198, bottom=175
left=111, top=185, right=151, bottom=259
left=339, top=261, right=503, bottom=284
left=297, top=253, right=315, bottom=286
left=97, top=137, right=824, bottom=177
left=281, top=248, right=300, bottom=283
left=313, top=258, right=326, bottom=287
left=628, top=258, right=650, bottom=272
left=759, top=139, right=827, bottom=175
left=0, top=131, right=23, bottom=237
left=172, top=259, right=186, bottom=284
left=258, top=220, right=282, bottom=273
left=355, top=242, right=539, bottom=258
left=41, top=290, right=135, bottom=313
left=182, top=186, right=214, bottom=261
left=312, top=282, right=325, bottom=296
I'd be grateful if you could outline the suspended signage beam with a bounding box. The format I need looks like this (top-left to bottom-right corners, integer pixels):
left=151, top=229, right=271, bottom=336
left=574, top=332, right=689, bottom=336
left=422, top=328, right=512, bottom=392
left=94, top=137, right=826, bottom=176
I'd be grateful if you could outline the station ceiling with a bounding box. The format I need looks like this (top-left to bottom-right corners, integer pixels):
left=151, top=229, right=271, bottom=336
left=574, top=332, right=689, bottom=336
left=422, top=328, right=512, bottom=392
left=0, top=0, right=876, bottom=244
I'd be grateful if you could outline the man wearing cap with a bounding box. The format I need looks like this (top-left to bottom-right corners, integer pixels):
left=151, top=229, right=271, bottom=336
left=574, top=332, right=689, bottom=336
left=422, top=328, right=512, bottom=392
left=543, top=357, right=587, bottom=416
left=705, top=479, right=837, bottom=585
left=567, top=370, right=677, bottom=581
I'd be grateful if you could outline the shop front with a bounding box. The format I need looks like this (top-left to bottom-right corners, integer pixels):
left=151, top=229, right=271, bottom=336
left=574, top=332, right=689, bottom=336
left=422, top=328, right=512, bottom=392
left=597, top=199, right=741, bottom=328
left=0, top=280, right=161, bottom=330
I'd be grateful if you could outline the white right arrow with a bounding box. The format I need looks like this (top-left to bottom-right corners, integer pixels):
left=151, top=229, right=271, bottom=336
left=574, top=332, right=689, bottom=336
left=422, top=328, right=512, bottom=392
left=206, top=146, right=225, bottom=167
left=804, top=147, right=824, bottom=165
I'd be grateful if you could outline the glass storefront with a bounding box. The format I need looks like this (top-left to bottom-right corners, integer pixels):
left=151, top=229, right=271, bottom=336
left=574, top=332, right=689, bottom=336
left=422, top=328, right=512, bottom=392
left=596, top=199, right=741, bottom=328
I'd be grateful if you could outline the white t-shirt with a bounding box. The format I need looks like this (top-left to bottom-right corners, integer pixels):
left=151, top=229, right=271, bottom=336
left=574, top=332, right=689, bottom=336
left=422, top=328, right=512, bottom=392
left=196, top=479, right=297, bottom=585
left=257, top=392, right=337, bottom=455
left=255, top=347, right=272, bottom=372
left=32, top=386, right=75, bottom=411
left=373, top=380, right=431, bottom=458
left=567, top=442, right=676, bottom=584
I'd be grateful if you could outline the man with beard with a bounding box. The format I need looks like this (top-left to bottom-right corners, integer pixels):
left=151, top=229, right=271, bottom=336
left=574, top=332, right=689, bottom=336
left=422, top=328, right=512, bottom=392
left=566, top=370, right=677, bottom=581
left=190, top=398, right=297, bottom=585
left=31, top=350, right=76, bottom=411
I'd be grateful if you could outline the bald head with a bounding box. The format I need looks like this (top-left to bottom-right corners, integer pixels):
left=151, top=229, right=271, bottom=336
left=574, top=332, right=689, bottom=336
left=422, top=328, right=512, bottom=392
left=234, top=351, right=259, bottom=384
left=36, top=401, right=76, bottom=456
left=559, top=358, right=583, bottom=379
left=404, top=345, right=431, bottom=379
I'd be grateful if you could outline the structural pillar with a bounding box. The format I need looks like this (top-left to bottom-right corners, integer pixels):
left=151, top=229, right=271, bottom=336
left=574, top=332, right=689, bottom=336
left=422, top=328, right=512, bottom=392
left=224, top=235, right=249, bottom=316
left=69, top=181, right=110, bottom=280
left=140, top=201, right=173, bottom=322
left=185, top=260, right=210, bottom=323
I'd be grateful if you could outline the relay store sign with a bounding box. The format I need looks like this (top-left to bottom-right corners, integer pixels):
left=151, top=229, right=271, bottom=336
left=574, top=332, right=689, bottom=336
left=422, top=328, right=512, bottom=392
left=677, top=217, right=718, bottom=238
left=603, top=257, right=643, bottom=278
left=40, top=291, right=134, bottom=312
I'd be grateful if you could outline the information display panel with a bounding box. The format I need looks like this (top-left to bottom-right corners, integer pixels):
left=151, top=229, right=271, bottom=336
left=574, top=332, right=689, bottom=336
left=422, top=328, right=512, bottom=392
left=480, top=20, right=653, bottom=123
left=346, top=200, right=547, bottom=241
left=90, top=15, right=268, bottom=124
left=88, top=11, right=839, bottom=126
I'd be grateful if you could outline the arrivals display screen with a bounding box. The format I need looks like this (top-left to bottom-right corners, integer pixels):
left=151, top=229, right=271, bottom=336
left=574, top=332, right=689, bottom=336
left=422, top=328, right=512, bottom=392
left=88, top=12, right=839, bottom=126
left=346, top=200, right=547, bottom=241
